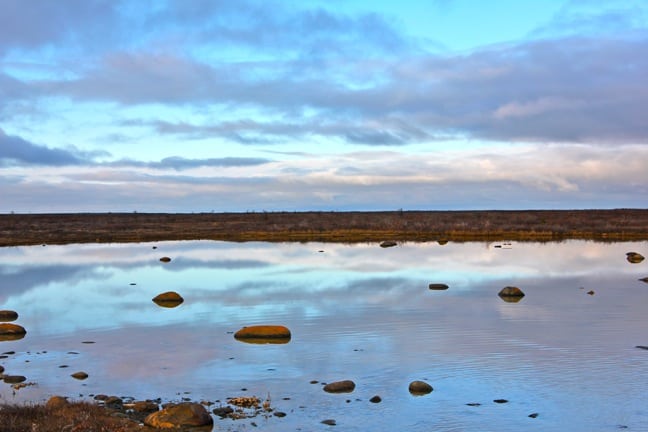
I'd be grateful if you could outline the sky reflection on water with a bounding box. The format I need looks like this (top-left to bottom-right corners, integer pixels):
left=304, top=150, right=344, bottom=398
left=1, top=240, right=647, bottom=431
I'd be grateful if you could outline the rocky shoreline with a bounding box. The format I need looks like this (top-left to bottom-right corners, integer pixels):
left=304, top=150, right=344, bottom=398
left=1, top=209, right=647, bottom=246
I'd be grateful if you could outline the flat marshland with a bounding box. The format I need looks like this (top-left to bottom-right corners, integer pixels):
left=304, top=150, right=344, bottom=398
left=0, top=209, right=647, bottom=246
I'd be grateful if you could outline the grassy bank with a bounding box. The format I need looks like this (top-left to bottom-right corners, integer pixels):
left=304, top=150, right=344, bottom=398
left=0, top=209, right=647, bottom=246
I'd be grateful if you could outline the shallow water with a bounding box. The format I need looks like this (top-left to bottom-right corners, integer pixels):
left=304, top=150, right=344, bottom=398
left=1, top=240, right=647, bottom=431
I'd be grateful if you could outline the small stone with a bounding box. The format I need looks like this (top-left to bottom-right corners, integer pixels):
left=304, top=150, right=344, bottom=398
left=0, top=365, right=4, bottom=374
left=71, top=371, right=89, bottom=380
left=528, top=413, right=539, bottom=418
left=0, top=311, right=19, bottom=322
left=408, top=380, right=433, bottom=395
left=159, top=257, right=172, bottom=262
left=635, top=345, right=648, bottom=350
left=3, top=375, right=26, bottom=384
left=428, top=283, right=449, bottom=290
left=369, top=395, right=382, bottom=403
left=234, top=325, right=291, bottom=343
left=212, top=406, right=234, bottom=417
left=152, top=291, right=184, bottom=308
left=493, top=399, right=508, bottom=404
left=274, top=411, right=287, bottom=417
left=498, top=286, right=525, bottom=298
left=466, top=403, right=481, bottom=407
left=323, top=380, right=356, bottom=393
left=626, top=252, right=645, bottom=264
left=321, top=419, right=337, bottom=426
left=379, top=241, right=397, bottom=248
left=587, top=290, right=595, bottom=295
left=639, top=277, right=648, bottom=283
left=46, top=396, right=69, bottom=409
left=104, top=396, right=124, bottom=408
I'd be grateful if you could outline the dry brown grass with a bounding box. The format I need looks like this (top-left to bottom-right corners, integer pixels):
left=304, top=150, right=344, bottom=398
left=0, top=209, right=647, bottom=246
left=0, top=402, right=141, bottom=432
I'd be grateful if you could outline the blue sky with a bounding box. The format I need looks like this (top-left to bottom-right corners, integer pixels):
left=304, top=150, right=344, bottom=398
left=1, top=0, right=647, bottom=212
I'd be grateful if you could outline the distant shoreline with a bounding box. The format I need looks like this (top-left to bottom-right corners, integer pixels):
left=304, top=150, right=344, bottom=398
left=0, top=209, right=647, bottom=246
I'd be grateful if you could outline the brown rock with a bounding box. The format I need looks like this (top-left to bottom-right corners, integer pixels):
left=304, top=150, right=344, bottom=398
left=132, top=400, right=160, bottom=413
left=428, top=283, right=449, bottom=290
left=71, top=371, right=89, bottom=380
left=379, top=241, right=397, bottom=248
left=144, top=402, right=213, bottom=429
left=626, top=252, right=645, bottom=264
left=409, top=380, right=433, bottom=395
left=234, top=325, right=291, bottom=344
left=3, top=375, right=26, bottom=384
left=152, top=291, right=184, bottom=308
left=159, top=257, right=172, bottom=262
left=46, top=396, right=69, bottom=410
left=0, top=365, right=4, bottom=374
left=0, top=311, right=18, bottom=322
left=323, top=380, right=355, bottom=393
left=639, top=277, right=648, bottom=283
left=0, top=323, right=26, bottom=337
left=498, top=286, right=525, bottom=298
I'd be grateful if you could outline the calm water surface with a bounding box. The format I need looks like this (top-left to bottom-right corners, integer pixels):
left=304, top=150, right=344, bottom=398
left=1, top=240, right=647, bottom=431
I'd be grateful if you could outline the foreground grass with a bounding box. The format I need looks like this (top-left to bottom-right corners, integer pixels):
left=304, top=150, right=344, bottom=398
left=0, top=209, right=647, bottom=246
left=0, top=402, right=141, bottom=432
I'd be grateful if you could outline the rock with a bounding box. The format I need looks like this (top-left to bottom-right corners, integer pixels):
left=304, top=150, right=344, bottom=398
left=528, top=413, right=539, bottom=418
left=369, top=395, right=382, bottom=403
left=0, top=365, right=4, bottom=373
left=635, top=345, right=648, bottom=350
left=274, top=411, right=287, bottom=417
left=626, top=252, right=645, bottom=264
left=104, top=396, right=124, bottom=409
left=144, top=402, right=213, bottom=429
left=587, top=290, right=595, bottom=295
left=0, top=311, right=18, bottom=322
left=0, top=323, right=26, bottom=341
left=493, top=399, right=508, bottom=404
left=428, top=283, right=449, bottom=290
left=321, top=419, right=337, bottom=426
left=408, top=380, right=433, bottom=395
left=131, top=401, right=159, bottom=413
left=466, top=403, right=481, bottom=407
left=3, top=375, right=26, bottom=384
left=234, top=325, right=291, bottom=344
left=159, top=256, right=172, bottom=262
left=639, top=277, right=648, bottom=283
left=380, top=241, right=397, bottom=248
left=71, top=371, right=89, bottom=380
left=152, top=291, right=184, bottom=308
left=213, top=406, right=234, bottom=417
left=437, top=240, right=448, bottom=245
left=323, top=380, right=356, bottom=393
left=498, top=286, right=525, bottom=299
left=46, top=396, right=69, bottom=409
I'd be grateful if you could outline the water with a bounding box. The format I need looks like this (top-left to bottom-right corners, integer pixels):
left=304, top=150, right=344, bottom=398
left=1, top=240, right=647, bottom=431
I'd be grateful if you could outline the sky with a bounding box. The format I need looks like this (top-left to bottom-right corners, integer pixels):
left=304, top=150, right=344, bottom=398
left=1, top=0, right=647, bottom=213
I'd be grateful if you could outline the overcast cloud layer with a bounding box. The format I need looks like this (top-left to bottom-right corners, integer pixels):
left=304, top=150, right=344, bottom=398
left=0, top=0, right=647, bottom=212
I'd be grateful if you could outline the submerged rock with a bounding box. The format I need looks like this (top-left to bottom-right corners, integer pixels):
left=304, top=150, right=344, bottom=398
left=3, top=375, right=26, bottom=384
left=428, top=283, right=449, bottom=290
left=152, top=291, right=184, bottom=308
left=234, top=325, right=291, bottom=344
left=626, top=252, right=645, bottom=264
left=0, top=311, right=18, bottom=322
left=144, top=403, right=213, bottom=429
left=408, top=380, right=433, bottom=395
left=323, top=380, right=356, bottom=393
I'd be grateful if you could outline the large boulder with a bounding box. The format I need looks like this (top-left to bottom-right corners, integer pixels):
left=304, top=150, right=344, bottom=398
left=0, top=311, right=18, bottom=322
left=323, top=380, right=356, bottom=393
left=234, top=325, right=291, bottom=344
left=144, top=402, right=213, bottom=429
